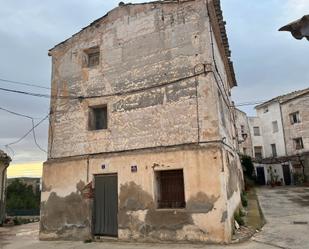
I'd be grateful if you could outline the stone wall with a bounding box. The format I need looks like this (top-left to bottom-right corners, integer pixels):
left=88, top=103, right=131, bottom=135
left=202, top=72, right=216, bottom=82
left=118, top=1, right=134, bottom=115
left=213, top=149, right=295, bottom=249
left=281, top=93, right=309, bottom=156
left=48, top=0, right=233, bottom=159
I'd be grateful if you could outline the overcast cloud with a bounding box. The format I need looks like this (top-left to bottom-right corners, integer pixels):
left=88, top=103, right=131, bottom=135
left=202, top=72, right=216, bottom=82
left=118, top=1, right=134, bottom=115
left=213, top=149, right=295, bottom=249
left=0, top=0, right=308, bottom=165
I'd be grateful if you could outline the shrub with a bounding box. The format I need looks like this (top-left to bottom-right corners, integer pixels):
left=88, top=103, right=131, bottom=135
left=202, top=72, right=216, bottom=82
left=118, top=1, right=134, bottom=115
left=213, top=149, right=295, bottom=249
left=234, top=210, right=245, bottom=226
left=241, top=192, right=248, bottom=207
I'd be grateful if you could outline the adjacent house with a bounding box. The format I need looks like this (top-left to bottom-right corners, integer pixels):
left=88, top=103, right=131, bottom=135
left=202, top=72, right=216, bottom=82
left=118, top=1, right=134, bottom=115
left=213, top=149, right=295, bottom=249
left=41, top=0, right=243, bottom=243
left=0, top=150, right=11, bottom=224
left=234, top=108, right=253, bottom=157
left=243, top=88, right=309, bottom=186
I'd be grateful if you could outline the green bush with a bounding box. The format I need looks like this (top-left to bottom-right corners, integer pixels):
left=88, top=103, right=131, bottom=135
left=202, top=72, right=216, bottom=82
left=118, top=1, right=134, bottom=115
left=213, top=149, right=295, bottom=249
left=234, top=210, right=245, bottom=226
left=241, top=192, right=248, bottom=207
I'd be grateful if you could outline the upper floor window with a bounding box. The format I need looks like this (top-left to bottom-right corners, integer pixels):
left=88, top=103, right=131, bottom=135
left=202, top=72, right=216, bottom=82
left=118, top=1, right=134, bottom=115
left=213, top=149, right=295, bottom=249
left=254, top=146, right=263, bottom=159
left=88, top=105, right=107, bottom=131
left=271, top=144, right=277, bottom=157
left=243, top=147, right=247, bottom=155
left=253, top=126, right=261, bottom=136
left=263, top=107, right=269, bottom=113
left=272, top=121, right=279, bottom=133
left=290, top=111, right=300, bottom=125
left=294, top=137, right=304, bottom=150
left=84, top=46, right=100, bottom=67
left=240, top=125, right=245, bottom=134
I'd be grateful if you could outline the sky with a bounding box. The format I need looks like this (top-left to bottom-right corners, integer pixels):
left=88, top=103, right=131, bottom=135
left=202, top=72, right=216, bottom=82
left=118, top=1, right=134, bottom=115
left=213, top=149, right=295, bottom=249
left=0, top=0, right=308, bottom=177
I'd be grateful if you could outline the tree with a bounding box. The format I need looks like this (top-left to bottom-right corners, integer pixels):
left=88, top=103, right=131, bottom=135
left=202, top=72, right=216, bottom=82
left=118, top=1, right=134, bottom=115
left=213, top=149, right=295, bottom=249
left=241, top=155, right=255, bottom=180
left=6, top=179, right=40, bottom=210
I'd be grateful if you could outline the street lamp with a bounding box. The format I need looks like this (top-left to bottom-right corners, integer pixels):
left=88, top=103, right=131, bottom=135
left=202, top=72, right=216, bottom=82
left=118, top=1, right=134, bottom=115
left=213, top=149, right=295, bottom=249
left=279, top=15, right=309, bottom=40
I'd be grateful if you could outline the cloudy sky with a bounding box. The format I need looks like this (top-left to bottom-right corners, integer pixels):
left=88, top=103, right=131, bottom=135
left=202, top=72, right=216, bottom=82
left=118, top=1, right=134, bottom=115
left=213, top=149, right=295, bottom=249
left=0, top=0, right=308, bottom=175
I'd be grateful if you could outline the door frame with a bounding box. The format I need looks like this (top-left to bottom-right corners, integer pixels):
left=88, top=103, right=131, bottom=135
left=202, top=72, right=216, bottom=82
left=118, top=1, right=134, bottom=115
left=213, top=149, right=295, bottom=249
left=92, top=173, right=118, bottom=237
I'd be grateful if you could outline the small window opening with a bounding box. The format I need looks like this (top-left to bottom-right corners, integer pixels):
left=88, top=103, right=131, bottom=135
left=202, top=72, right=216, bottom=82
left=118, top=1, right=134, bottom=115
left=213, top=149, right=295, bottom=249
left=89, top=105, right=107, bottom=130
left=272, top=121, right=279, bottom=133
left=253, top=126, right=261, bottom=136
left=264, top=107, right=269, bottom=113
left=84, top=46, right=100, bottom=67
left=290, top=112, right=300, bottom=124
left=271, top=144, right=277, bottom=157
left=156, top=170, right=185, bottom=209
left=294, top=137, right=304, bottom=150
left=254, top=146, right=263, bottom=159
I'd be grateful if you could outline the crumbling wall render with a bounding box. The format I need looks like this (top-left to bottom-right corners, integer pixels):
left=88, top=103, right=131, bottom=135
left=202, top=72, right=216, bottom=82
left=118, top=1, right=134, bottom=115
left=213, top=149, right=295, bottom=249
left=41, top=146, right=231, bottom=242
left=48, top=0, right=221, bottom=159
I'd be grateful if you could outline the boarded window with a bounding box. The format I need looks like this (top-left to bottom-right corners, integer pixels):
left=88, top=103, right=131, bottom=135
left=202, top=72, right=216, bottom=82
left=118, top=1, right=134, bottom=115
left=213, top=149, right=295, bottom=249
left=290, top=112, right=300, bottom=124
left=294, top=137, right=304, bottom=150
left=272, top=121, right=279, bottom=133
left=89, top=106, right=107, bottom=130
left=271, top=144, right=277, bottom=157
left=253, top=126, right=261, bottom=136
left=254, top=146, right=263, bottom=159
left=156, top=170, right=185, bottom=209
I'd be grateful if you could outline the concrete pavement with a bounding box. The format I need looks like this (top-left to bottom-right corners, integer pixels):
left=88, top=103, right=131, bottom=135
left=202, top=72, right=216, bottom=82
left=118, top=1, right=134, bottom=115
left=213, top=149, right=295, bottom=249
left=1, top=187, right=309, bottom=249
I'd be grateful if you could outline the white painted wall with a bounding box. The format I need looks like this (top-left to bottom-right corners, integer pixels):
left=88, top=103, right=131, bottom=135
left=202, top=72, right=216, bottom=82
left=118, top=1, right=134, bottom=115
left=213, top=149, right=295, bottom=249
left=254, top=162, right=292, bottom=185
left=255, top=102, right=286, bottom=158
left=248, top=117, right=264, bottom=158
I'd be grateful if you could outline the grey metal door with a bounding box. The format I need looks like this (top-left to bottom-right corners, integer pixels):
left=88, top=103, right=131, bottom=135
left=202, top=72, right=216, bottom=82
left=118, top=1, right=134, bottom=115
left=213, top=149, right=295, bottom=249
left=94, top=174, right=118, bottom=236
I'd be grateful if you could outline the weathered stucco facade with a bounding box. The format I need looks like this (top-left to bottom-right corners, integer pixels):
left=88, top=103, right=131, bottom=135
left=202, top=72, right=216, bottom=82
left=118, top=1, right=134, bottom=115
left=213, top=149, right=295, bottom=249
left=235, top=108, right=253, bottom=157
left=241, top=88, right=309, bottom=185
left=0, top=150, right=11, bottom=224
left=41, top=0, right=243, bottom=243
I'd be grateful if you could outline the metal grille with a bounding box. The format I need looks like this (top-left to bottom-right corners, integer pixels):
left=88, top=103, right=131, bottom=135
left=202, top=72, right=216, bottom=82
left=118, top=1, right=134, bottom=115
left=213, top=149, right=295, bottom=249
left=157, top=170, right=185, bottom=209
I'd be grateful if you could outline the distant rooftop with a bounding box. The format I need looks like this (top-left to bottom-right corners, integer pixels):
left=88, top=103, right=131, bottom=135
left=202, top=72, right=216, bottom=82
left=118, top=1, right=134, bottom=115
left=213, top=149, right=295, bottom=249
left=255, top=87, right=309, bottom=109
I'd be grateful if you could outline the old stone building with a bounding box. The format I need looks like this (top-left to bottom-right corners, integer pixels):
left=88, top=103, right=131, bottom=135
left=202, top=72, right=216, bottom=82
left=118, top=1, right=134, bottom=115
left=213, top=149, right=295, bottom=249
left=41, top=0, right=243, bottom=243
left=0, top=150, right=11, bottom=224
left=280, top=88, right=309, bottom=180
left=245, top=88, right=309, bottom=185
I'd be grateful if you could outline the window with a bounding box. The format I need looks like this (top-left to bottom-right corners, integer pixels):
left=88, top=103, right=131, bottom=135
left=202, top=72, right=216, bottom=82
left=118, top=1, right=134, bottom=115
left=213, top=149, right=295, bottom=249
left=263, top=107, right=269, bottom=113
left=88, top=105, right=107, bottom=130
left=254, top=146, right=263, bottom=159
left=294, top=138, right=304, bottom=150
left=271, top=144, right=277, bottom=157
left=156, top=170, right=185, bottom=209
left=272, top=121, right=279, bottom=133
left=243, top=147, right=247, bottom=155
left=290, top=112, right=300, bottom=124
left=253, top=126, right=261, bottom=136
left=84, top=46, right=100, bottom=67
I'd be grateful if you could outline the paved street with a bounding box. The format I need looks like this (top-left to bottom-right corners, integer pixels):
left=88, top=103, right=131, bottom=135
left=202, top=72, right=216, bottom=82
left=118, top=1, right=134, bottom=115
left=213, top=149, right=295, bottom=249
left=1, top=187, right=309, bottom=249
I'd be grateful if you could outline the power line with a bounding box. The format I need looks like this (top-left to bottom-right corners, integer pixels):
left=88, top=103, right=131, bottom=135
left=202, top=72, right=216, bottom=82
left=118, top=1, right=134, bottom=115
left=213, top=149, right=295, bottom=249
left=3, top=114, right=49, bottom=152
left=0, top=106, right=42, bottom=120
left=0, top=87, right=76, bottom=99
left=0, top=77, right=51, bottom=90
